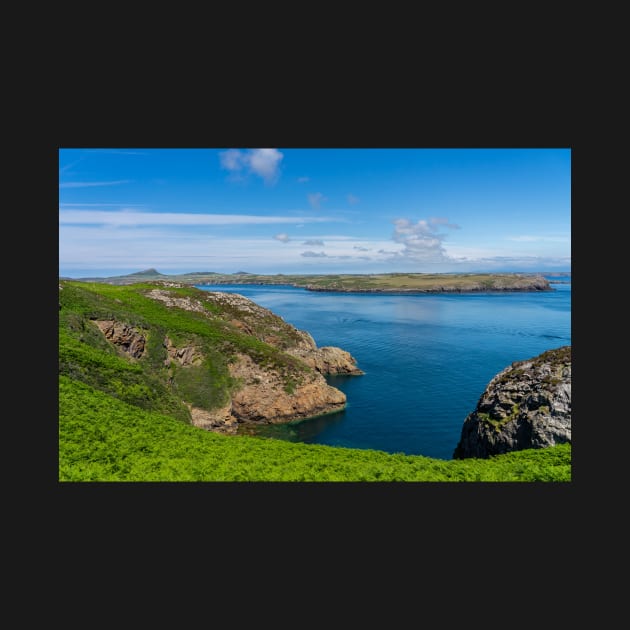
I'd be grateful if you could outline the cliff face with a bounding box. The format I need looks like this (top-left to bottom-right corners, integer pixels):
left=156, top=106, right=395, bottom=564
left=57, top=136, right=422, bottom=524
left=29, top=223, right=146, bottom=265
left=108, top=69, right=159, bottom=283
left=453, top=346, right=571, bottom=459
left=228, top=353, right=346, bottom=424
left=68, top=283, right=362, bottom=435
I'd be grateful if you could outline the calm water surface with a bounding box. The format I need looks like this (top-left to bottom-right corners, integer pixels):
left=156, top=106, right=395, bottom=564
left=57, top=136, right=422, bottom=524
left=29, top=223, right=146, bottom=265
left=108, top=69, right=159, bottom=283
left=196, top=279, right=571, bottom=460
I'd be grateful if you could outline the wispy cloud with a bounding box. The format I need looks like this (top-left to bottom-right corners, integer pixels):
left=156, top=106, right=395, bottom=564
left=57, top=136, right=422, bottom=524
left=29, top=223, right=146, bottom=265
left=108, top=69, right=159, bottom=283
left=307, top=192, right=327, bottom=209
left=297, top=176, right=309, bottom=183
left=86, top=149, right=148, bottom=155
left=59, top=202, right=146, bottom=207
left=507, top=235, right=570, bottom=243
left=274, top=233, right=290, bottom=243
left=59, top=157, right=85, bottom=175
left=347, top=194, right=359, bottom=205
left=59, top=180, right=132, bottom=189
left=219, top=149, right=244, bottom=171
left=301, top=251, right=328, bottom=258
left=219, top=148, right=284, bottom=185
left=303, top=239, right=324, bottom=246
left=59, top=210, right=338, bottom=226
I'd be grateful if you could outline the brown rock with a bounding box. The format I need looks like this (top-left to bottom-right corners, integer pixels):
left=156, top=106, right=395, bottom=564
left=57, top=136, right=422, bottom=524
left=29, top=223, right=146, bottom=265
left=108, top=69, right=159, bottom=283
left=92, top=320, right=146, bottom=358
left=188, top=402, right=239, bottom=435
left=228, top=353, right=346, bottom=424
left=163, top=335, right=203, bottom=366
left=287, top=345, right=364, bottom=375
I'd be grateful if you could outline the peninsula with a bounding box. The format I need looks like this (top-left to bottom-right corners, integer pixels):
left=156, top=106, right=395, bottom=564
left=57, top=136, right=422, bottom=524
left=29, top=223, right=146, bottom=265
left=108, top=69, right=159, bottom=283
left=68, top=269, right=555, bottom=293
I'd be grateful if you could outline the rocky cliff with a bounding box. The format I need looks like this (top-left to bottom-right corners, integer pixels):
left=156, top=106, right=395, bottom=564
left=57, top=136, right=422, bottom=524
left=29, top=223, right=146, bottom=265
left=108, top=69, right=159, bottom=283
left=61, top=281, right=362, bottom=436
left=453, top=346, right=571, bottom=459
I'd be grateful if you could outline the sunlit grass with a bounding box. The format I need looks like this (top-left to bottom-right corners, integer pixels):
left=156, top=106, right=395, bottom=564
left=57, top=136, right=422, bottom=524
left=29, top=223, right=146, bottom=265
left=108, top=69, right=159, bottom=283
left=59, top=377, right=571, bottom=482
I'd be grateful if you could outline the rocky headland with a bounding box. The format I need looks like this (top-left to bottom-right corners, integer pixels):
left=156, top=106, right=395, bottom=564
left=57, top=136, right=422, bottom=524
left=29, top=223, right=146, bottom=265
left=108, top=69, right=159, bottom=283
left=453, top=346, right=571, bottom=459
left=61, top=281, right=363, bottom=436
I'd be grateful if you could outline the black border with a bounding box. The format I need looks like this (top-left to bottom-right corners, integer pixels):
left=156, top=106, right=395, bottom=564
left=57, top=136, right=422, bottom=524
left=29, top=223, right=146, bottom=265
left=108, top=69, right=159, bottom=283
left=48, top=90, right=580, bottom=549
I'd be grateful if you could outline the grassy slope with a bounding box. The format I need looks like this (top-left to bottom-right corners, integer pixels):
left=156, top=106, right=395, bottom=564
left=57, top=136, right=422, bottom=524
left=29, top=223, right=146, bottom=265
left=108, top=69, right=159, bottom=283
left=59, top=280, right=571, bottom=482
left=59, top=377, right=571, bottom=481
left=59, top=281, right=313, bottom=421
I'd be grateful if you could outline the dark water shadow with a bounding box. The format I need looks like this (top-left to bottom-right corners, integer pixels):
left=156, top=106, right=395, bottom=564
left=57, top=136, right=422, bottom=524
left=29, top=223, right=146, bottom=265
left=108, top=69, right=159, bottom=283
left=238, top=409, right=347, bottom=443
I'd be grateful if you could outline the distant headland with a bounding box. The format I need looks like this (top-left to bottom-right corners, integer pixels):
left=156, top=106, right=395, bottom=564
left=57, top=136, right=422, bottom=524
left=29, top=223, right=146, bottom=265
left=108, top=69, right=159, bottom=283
left=62, top=269, right=560, bottom=293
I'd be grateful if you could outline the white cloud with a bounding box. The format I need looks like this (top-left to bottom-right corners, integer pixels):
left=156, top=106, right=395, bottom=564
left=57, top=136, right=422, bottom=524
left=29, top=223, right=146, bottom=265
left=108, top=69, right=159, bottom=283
left=249, top=149, right=283, bottom=183
left=58, top=157, right=85, bottom=175
left=59, top=180, right=132, bottom=188
left=297, top=176, right=309, bottom=183
left=59, top=220, right=571, bottom=276
left=219, top=148, right=284, bottom=185
left=59, top=202, right=146, bottom=207
left=274, top=233, right=290, bottom=243
left=59, top=210, right=337, bottom=226
left=392, top=217, right=460, bottom=262
left=219, top=149, right=245, bottom=171
left=303, top=239, right=324, bottom=246
left=347, top=194, right=359, bottom=205
left=507, top=235, right=570, bottom=243
left=307, top=192, right=327, bottom=209
left=428, top=217, right=461, bottom=230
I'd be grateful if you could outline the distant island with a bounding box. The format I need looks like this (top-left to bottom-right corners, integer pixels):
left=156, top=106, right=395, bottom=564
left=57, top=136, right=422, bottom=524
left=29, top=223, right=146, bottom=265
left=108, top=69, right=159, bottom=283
left=66, top=269, right=559, bottom=293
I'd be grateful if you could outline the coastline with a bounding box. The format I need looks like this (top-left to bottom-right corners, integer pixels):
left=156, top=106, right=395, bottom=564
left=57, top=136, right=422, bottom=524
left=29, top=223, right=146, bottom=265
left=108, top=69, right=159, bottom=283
left=68, top=271, right=560, bottom=294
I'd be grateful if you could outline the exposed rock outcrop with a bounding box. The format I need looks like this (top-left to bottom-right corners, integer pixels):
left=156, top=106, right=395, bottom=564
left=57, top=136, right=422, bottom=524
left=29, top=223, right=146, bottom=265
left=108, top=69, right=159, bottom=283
left=163, top=335, right=203, bottom=367
left=145, top=289, right=207, bottom=313
left=92, top=320, right=146, bottom=358
left=287, top=345, right=364, bottom=375
left=188, top=401, right=239, bottom=435
left=453, top=346, right=571, bottom=459
left=228, top=353, right=346, bottom=424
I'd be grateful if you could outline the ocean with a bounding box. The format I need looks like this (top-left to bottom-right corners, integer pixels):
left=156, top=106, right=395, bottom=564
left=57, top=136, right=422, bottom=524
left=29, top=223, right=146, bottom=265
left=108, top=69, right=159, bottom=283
left=196, top=278, right=571, bottom=460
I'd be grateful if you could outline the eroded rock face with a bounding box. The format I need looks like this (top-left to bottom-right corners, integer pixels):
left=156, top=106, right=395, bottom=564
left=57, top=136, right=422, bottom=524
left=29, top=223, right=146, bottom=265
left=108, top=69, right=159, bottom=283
left=92, top=320, right=146, bottom=358
left=145, top=289, right=207, bottom=313
left=228, top=353, right=346, bottom=424
left=287, top=345, right=364, bottom=375
left=188, top=402, right=239, bottom=435
left=163, top=335, right=203, bottom=367
left=453, top=346, right=571, bottom=459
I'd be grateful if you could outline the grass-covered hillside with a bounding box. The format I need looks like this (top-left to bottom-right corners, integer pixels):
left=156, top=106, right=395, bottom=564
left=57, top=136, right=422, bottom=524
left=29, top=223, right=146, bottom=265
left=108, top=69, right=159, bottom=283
left=59, top=280, right=317, bottom=421
left=59, top=280, right=571, bottom=481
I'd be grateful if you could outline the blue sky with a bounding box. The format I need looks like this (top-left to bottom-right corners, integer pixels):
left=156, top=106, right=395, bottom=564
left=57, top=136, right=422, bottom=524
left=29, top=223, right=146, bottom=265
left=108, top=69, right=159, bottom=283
left=59, top=148, right=571, bottom=277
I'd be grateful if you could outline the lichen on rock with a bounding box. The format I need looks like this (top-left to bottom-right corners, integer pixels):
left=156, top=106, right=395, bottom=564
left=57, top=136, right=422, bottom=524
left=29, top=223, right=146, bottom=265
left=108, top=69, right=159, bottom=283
left=453, top=346, right=571, bottom=459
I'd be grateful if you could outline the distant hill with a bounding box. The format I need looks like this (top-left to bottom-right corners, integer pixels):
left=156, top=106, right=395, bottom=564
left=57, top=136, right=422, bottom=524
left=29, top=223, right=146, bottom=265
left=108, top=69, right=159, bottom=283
left=68, top=270, right=555, bottom=292
left=127, top=268, right=164, bottom=276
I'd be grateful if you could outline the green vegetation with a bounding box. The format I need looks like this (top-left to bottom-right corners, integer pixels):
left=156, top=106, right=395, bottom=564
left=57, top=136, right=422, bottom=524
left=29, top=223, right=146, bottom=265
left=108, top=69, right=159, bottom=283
left=59, top=281, right=311, bottom=420
left=59, top=279, right=571, bottom=481
left=75, top=270, right=552, bottom=293
left=59, top=377, right=571, bottom=481
left=477, top=404, right=520, bottom=431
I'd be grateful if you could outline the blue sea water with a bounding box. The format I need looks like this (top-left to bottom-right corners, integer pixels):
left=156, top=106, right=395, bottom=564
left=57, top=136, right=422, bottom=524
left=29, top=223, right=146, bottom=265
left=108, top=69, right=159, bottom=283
left=196, top=278, right=571, bottom=460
